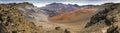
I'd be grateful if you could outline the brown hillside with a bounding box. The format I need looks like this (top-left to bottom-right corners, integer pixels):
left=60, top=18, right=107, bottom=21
left=49, top=8, right=98, bottom=22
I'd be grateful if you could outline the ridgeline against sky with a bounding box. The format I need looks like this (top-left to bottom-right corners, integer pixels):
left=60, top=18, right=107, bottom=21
left=0, top=0, right=120, bottom=7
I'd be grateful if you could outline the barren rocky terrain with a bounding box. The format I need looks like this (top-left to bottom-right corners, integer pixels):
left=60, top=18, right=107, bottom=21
left=0, top=2, right=120, bottom=33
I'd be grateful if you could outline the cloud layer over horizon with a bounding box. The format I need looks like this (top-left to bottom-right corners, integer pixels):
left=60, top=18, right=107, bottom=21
left=0, top=0, right=120, bottom=7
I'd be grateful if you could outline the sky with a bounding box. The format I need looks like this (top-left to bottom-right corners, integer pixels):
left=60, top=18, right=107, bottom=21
left=0, top=0, right=120, bottom=7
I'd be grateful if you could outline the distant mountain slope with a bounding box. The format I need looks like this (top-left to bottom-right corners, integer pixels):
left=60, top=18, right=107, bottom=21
left=40, top=2, right=99, bottom=17
left=40, top=2, right=80, bottom=17
left=49, top=8, right=98, bottom=22
left=41, top=2, right=79, bottom=11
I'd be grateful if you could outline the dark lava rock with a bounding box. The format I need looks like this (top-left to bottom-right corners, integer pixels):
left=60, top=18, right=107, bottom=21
left=81, top=3, right=120, bottom=33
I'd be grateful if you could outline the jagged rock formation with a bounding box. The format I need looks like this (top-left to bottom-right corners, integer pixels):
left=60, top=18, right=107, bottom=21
left=80, top=3, right=120, bottom=33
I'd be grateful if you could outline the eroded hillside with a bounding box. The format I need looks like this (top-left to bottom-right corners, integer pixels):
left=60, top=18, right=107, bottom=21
left=0, top=2, right=120, bottom=33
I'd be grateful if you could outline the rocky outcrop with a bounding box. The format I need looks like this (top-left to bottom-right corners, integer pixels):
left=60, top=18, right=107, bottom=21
left=80, top=3, right=120, bottom=33
left=0, top=3, right=43, bottom=33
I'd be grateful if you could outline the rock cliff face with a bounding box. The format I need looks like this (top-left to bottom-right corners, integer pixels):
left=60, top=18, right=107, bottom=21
left=80, top=3, right=120, bottom=33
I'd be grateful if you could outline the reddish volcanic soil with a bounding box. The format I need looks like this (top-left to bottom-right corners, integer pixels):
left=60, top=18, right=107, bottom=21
left=47, top=8, right=99, bottom=32
left=49, top=8, right=98, bottom=22
left=31, top=8, right=100, bottom=33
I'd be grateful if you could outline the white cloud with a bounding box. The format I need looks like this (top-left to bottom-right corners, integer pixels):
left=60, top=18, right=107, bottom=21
left=1, top=0, right=120, bottom=7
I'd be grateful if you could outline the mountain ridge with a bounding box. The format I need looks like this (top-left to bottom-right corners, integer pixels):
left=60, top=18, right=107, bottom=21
left=0, top=2, right=120, bottom=33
